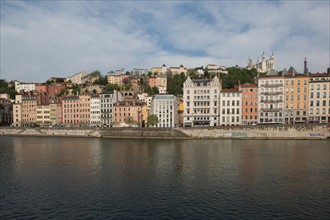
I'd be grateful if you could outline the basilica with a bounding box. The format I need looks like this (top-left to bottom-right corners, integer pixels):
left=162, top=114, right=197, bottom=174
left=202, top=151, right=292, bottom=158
left=247, top=50, right=275, bottom=73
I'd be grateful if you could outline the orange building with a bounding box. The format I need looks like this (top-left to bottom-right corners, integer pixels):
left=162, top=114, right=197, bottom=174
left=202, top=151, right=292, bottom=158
left=62, top=96, right=79, bottom=125
left=21, top=94, right=37, bottom=126
left=113, top=99, right=142, bottom=127
left=284, top=73, right=309, bottom=123
left=79, top=94, right=90, bottom=126
left=241, top=83, right=258, bottom=125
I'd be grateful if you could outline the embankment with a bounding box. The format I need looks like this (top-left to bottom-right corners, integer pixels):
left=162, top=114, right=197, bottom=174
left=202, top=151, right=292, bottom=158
left=0, top=124, right=329, bottom=140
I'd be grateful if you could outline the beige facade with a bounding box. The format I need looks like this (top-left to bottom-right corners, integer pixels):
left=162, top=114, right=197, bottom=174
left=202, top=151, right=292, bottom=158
left=107, top=74, right=128, bottom=86
left=113, top=100, right=142, bottom=127
left=309, top=73, right=330, bottom=123
left=36, top=105, right=51, bottom=125
left=284, top=74, right=309, bottom=123
left=170, top=65, right=187, bottom=75
left=66, top=71, right=88, bottom=84
left=220, top=89, right=242, bottom=126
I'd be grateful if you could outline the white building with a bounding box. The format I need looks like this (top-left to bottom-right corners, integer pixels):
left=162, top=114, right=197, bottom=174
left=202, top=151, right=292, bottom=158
left=248, top=50, right=275, bottom=73
left=308, top=73, right=330, bottom=123
left=258, top=70, right=284, bottom=124
left=130, top=68, right=149, bottom=76
left=99, top=91, right=123, bottom=127
left=66, top=71, right=88, bottom=84
left=15, top=81, right=35, bottom=93
left=220, top=89, right=242, bottom=126
left=158, top=86, right=167, bottom=94
left=90, top=94, right=101, bottom=126
left=183, top=76, right=221, bottom=127
left=150, top=94, right=178, bottom=127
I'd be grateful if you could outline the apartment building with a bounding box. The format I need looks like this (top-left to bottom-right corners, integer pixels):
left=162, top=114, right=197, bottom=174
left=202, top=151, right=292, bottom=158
left=170, top=65, right=187, bottom=75
left=49, top=102, right=61, bottom=125
left=0, top=98, right=13, bottom=126
left=150, top=94, right=178, bottom=128
left=107, top=74, right=129, bottom=86
left=79, top=94, right=90, bottom=126
left=241, top=84, right=258, bottom=125
left=100, top=92, right=114, bottom=127
left=15, top=81, right=35, bottom=93
left=66, top=71, right=88, bottom=84
left=183, top=76, right=221, bottom=127
left=113, top=99, right=142, bottom=127
left=36, top=105, right=51, bottom=125
left=90, top=94, right=101, bottom=127
left=283, top=74, right=309, bottom=123
left=258, top=71, right=284, bottom=124
left=220, top=89, right=242, bottom=126
left=151, top=64, right=167, bottom=76
left=62, top=96, right=79, bottom=125
left=148, top=77, right=167, bottom=90
left=309, top=73, right=330, bottom=123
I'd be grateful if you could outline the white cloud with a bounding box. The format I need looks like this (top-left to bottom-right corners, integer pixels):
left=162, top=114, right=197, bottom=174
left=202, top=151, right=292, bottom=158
left=0, top=1, right=329, bottom=82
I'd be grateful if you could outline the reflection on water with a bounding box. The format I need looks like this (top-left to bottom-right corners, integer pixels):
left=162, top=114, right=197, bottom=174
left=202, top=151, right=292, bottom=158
left=0, top=137, right=329, bottom=219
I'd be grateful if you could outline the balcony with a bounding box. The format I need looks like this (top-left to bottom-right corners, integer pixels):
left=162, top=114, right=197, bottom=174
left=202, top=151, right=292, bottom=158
left=260, top=92, right=283, bottom=95
left=260, top=99, right=283, bottom=103
left=261, top=84, right=283, bottom=88
left=260, top=108, right=282, bottom=112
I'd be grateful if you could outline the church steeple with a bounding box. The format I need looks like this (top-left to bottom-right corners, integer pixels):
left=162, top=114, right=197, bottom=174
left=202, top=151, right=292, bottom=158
left=304, top=56, right=308, bottom=75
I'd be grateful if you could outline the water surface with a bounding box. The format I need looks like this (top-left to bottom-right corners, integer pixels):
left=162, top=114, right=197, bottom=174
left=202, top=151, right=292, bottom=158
left=0, top=137, right=329, bottom=219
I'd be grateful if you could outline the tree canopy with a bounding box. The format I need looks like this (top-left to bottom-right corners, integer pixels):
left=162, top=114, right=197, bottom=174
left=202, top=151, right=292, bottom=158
left=147, top=114, right=159, bottom=127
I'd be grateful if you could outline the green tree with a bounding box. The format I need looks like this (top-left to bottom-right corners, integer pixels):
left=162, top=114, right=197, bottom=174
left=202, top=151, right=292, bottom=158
left=124, top=116, right=136, bottom=126
left=105, top=83, right=120, bottom=91
left=152, top=86, right=159, bottom=94
left=90, top=70, right=101, bottom=77
left=147, top=114, right=159, bottom=127
left=46, top=80, right=54, bottom=85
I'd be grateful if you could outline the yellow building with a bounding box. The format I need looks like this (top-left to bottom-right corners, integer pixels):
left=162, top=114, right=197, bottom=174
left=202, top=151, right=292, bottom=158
left=36, top=105, right=51, bottom=125
left=284, top=74, right=309, bottom=123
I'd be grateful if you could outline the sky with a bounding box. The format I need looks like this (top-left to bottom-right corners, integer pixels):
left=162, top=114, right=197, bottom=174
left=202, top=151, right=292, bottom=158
left=1, top=0, right=329, bottom=82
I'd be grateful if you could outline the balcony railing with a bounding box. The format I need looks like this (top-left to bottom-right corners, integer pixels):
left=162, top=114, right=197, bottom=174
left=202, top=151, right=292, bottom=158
left=261, top=84, right=283, bottom=87
left=260, top=92, right=283, bottom=95
left=260, top=108, right=282, bottom=112
left=260, top=99, right=283, bottom=103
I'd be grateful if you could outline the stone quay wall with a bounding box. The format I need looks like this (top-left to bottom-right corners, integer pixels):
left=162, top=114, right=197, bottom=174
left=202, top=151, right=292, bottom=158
left=0, top=124, right=329, bottom=140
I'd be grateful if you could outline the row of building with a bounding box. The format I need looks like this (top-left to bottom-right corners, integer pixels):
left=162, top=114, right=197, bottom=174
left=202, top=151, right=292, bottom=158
left=183, top=70, right=330, bottom=126
left=9, top=69, right=330, bottom=128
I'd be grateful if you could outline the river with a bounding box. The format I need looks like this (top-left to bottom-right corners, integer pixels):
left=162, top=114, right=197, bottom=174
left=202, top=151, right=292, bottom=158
left=0, top=136, right=329, bottom=219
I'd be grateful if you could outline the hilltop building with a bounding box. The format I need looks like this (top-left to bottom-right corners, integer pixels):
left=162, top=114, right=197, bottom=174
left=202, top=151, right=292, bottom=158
left=248, top=50, right=275, bottom=73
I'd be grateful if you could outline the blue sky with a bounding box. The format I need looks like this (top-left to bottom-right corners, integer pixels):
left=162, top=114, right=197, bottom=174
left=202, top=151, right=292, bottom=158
left=1, top=0, right=329, bottom=82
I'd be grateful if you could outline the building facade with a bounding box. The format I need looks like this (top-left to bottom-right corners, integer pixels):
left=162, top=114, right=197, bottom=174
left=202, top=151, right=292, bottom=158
left=258, top=71, right=284, bottom=124
left=113, top=100, right=142, bottom=127
left=248, top=51, right=275, bottom=73
left=308, top=73, right=330, bottom=123
left=90, top=95, right=101, bottom=127
left=283, top=74, right=309, bottom=123
left=15, top=81, right=35, bottom=93
left=0, top=98, right=13, bottom=126
left=150, top=94, right=178, bottom=127
left=220, top=89, right=242, bottom=126
left=241, top=84, right=258, bottom=125
left=100, top=92, right=114, bottom=127
left=36, top=105, right=51, bottom=125
left=183, top=76, right=221, bottom=127
left=62, top=96, right=79, bottom=125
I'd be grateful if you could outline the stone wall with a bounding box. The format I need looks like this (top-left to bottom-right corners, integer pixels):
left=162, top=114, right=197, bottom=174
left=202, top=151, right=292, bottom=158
left=179, top=124, right=330, bottom=140
left=1, top=124, right=329, bottom=139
